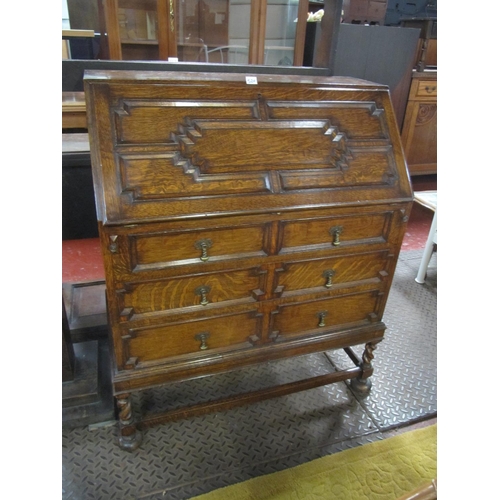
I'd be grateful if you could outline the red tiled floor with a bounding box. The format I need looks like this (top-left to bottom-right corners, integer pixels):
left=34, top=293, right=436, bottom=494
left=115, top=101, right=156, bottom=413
left=62, top=238, right=104, bottom=283
left=402, top=202, right=434, bottom=251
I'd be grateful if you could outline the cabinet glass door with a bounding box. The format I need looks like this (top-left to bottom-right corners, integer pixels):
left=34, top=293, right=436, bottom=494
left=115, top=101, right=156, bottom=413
left=102, top=0, right=318, bottom=66
left=118, top=0, right=161, bottom=59
left=263, top=0, right=299, bottom=66
left=175, top=0, right=251, bottom=63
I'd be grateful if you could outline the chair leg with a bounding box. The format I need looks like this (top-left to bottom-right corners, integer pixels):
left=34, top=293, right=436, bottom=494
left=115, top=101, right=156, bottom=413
left=415, top=211, right=437, bottom=284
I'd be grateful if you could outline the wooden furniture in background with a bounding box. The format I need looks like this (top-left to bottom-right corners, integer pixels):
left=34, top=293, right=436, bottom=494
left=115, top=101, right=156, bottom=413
left=99, top=0, right=170, bottom=60
left=400, top=71, right=437, bottom=175
left=62, top=289, right=114, bottom=428
left=400, top=17, right=437, bottom=70
left=63, top=29, right=96, bottom=38
left=85, top=70, right=413, bottom=451
left=342, top=0, right=388, bottom=25
left=62, top=29, right=96, bottom=60
left=62, top=92, right=87, bottom=129
left=97, top=0, right=341, bottom=67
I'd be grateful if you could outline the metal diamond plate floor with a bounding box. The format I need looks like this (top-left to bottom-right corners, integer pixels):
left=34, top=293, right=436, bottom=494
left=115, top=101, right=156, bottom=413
left=62, top=249, right=437, bottom=500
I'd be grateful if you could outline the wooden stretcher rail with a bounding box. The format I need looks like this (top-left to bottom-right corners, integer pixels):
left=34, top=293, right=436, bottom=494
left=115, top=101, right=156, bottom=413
left=137, top=366, right=366, bottom=430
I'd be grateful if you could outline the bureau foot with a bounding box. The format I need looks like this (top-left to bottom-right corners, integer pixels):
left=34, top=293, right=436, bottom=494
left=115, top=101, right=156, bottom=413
left=116, top=394, right=142, bottom=452
left=349, top=341, right=379, bottom=396
left=350, top=376, right=372, bottom=395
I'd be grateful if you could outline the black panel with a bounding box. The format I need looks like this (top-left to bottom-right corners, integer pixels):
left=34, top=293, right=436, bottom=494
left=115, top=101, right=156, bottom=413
left=332, top=24, right=420, bottom=128
left=384, top=0, right=437, bottom=26
left=62, top=153, right=99, bottom=240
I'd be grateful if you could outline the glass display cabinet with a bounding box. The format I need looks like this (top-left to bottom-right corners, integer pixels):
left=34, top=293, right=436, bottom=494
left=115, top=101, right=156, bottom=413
left=99, top=0, right=327, bottom=66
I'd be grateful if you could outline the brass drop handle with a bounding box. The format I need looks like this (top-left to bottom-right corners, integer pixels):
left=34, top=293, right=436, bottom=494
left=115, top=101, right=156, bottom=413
left=329, top=226, right=343, bottom=246
left=195, top=285, right=211, bottom=306
left=322, top=270, right=335, bottom=288
left=194, top=239, right=213, bottom=262
left=194, top=332, right=210, bottom=350
left=425, top=85, right=436, bottom=93
left=316, top=311, right=328, bottom=327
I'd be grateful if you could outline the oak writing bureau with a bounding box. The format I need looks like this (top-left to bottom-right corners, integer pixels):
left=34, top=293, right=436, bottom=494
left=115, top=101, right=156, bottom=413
left=84, top=71, right=413, bottom=450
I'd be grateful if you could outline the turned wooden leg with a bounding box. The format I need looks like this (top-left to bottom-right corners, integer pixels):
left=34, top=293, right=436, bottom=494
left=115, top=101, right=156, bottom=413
left=350, top=341, right=379, bottom=396
left=116, top=393, right=142, bottom=451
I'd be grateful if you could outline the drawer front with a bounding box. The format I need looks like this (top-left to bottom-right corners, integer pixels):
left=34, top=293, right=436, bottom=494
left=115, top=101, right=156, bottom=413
left=273, top=291, right=380, bottom=340
left=280, top=212, right=391, bottom=253
left=277, top=251, right=390, bottom=294
left=124, top=311, right=260, bottom=367
left=131, top=224, right=267, bottom=271
left=117, top=267, right=264, bottom=317
left=415, top=80, right=437, bottom=98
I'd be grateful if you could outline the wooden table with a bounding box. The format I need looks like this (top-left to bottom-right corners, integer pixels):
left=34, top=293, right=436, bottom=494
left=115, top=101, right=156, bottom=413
left=62, top=132, right=89, bottom=153
left=62, top=92, right=86, bottom=129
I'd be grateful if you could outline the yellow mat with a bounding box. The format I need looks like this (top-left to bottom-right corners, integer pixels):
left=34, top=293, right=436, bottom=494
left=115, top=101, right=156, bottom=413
left=190, top=424, right=437, bottom=500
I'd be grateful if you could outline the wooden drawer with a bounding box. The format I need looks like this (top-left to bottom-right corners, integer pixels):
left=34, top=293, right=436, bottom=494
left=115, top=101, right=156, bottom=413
left=117, top=267, right=265, bottom=318
left=279, top=212, right=391, bottom=254
left=272, top=291, right=380, bottom=340
left=277, top=251, right=390, bottom=295
left=415, top=80, right=437, bottom=98
left=123, top=310, right=261, bottom=368
left=129, top=224, right=267, bottom=271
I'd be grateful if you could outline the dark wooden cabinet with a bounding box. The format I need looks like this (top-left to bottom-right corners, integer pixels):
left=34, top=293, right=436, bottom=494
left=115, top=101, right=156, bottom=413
left=342, top=0, right=388, bottom=24
left=400, top=17, right=437, bottom=71
left=400, top=71, right=437, bottom=175
left=85, top=70, right=412, bottom=450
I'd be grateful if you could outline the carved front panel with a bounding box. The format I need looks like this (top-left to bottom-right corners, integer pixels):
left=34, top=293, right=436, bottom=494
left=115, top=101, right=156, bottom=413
left=115, top=100, right=259, bottom=144
left=266, top=100, right=388, bottom=139
left=85, top=73, right=412, bottom=223
left=174, top=119, right=344, bottom=171
left=114, top=109, right=398, bottom=205
left=118, top=153, right=272, bottom=199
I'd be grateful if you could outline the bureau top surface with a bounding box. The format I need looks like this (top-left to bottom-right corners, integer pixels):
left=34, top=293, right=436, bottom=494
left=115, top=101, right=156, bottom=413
left=84, top=70, right=386, bottom=88
left=85, top=71, right=412, bottom=225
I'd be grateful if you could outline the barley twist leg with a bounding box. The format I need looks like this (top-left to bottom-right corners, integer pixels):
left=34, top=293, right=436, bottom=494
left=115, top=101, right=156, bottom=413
left=116, top=393, right=142, bottom=451
left=350, top=341, right=379, bottom=396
